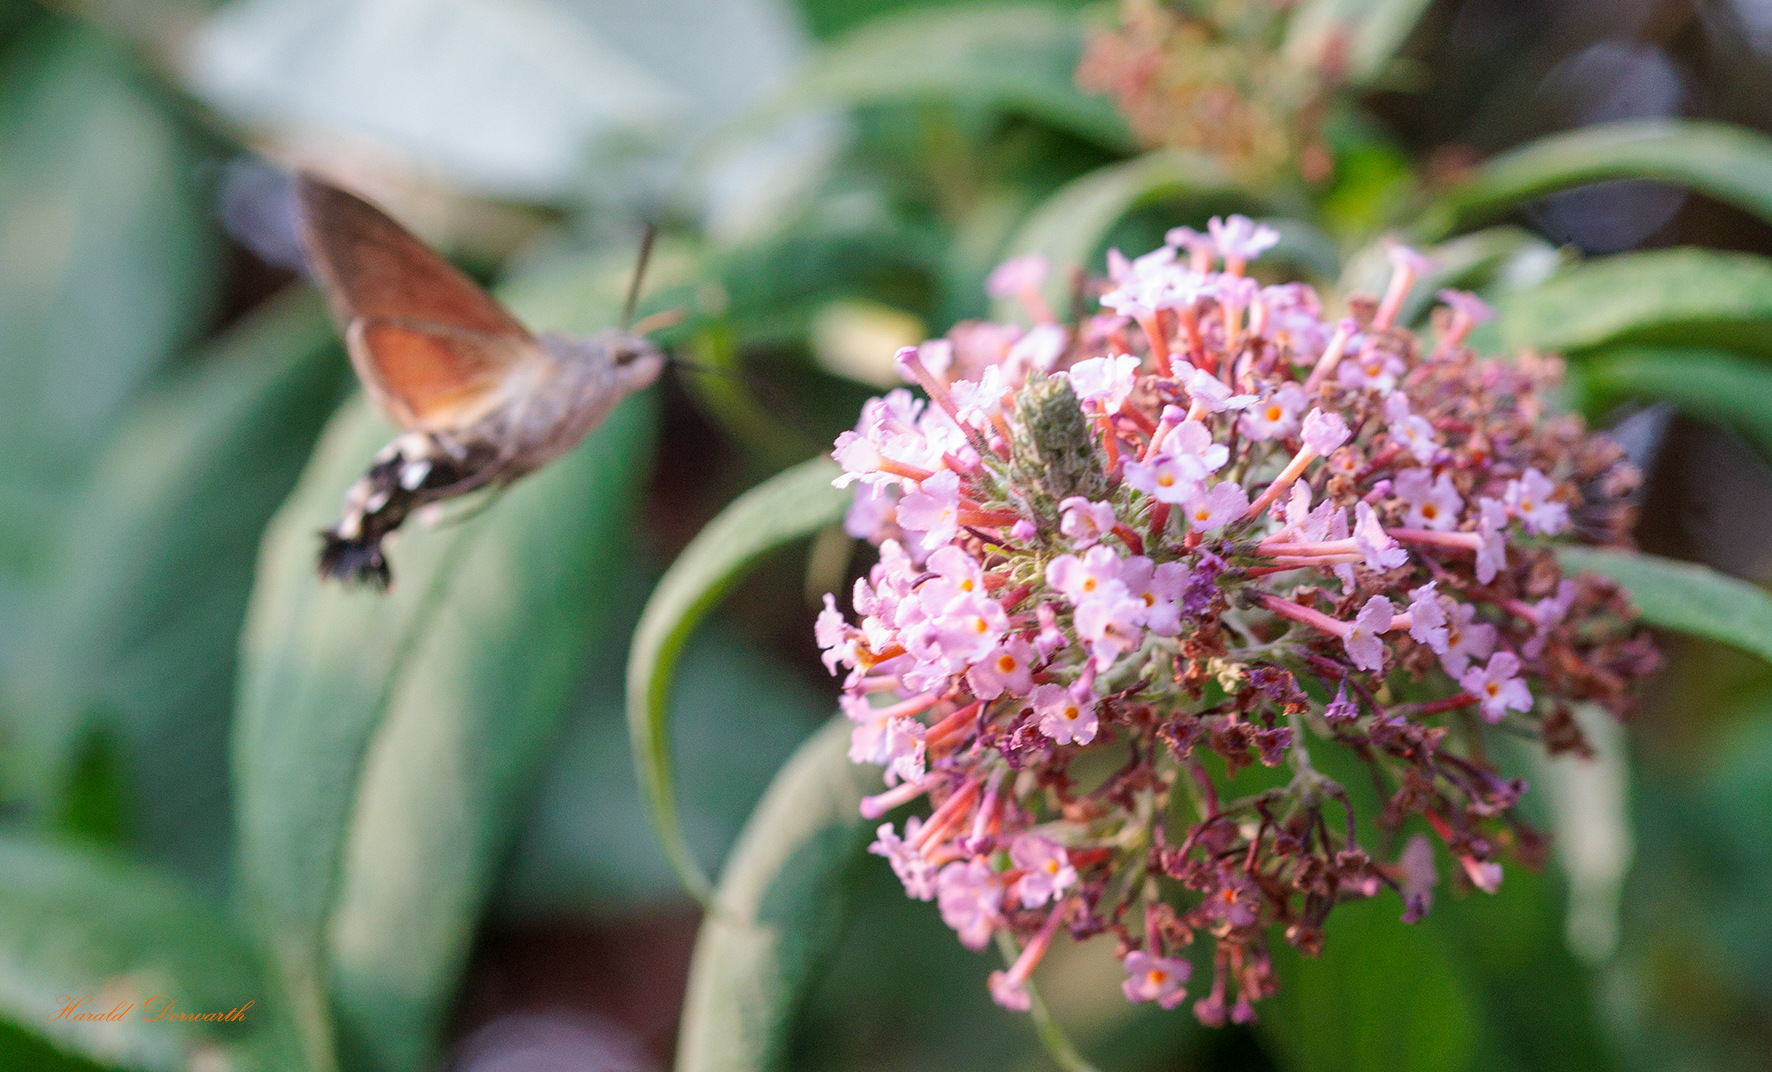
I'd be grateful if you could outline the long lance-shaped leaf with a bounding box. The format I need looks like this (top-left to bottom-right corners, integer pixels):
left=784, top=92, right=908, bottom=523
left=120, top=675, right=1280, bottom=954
left=1557, top=548, right=1772, bottom=665
left=1570, top=346, right=1772, bottom=460
left=235, top=267, right=660, bottom=1072
left=1498, top=248, right=1772, bottom=358
left=743, top=3, right=1133, bottom=151
left=627, top=458, right=851, bottom=900
left=323, top=394, right=655, bottom=1072
left=675, top=716, right=877, bottom=1072
left=0, top=834, right=305, bottom=1071
left=9, top=289, right=346, bottom=893
left=1418, top=119, right=1772, bottom=240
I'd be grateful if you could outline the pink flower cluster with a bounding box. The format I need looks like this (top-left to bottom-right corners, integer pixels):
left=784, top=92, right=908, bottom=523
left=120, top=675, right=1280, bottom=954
left=817, top=221, right=1657, bottom=1023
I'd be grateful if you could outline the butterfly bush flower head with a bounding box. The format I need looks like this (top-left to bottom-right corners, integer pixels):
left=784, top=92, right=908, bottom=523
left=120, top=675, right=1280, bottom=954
left=821, top=239, right=1658, bottom=1024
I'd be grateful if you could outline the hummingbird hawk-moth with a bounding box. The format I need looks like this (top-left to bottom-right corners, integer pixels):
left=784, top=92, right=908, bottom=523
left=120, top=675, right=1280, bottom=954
left=293, top=173, right=665, bottom=589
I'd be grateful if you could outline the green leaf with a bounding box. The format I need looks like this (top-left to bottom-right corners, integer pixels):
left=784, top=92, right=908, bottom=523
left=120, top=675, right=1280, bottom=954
left=748, top=3, right=1134, bottom=151
left=321, top=394, right=655, bottom=1072
left=1498, top=248, right=1772, bottom=358
left=502, top=620, right=833, bottom=918
left=1557, top=547, right=1772, bottom=665
left=1262, top=897, right=1483, bottom=1072
left=999, top=149, right=1246, bottom=316
left=675, top=716, right=877, bottom=1072
left=234, top=385, right=656, bottom=1072
left=1419, top=119, right=1772, bottom=240
left=235, top=256, right=663, bottom=1072
left=0, top=834, right=303, bottom=1072
left=1570, top=346, right=1772, bottom=460
left=0, top=20, right=219, bottom=561
left=6, top=290, right=346, bottom=891
left=627, top=457, right=852, bottom=900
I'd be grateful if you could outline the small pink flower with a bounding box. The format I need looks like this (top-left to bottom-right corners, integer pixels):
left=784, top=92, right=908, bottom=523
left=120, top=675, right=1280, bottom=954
left=1207, top=214, right=1280, bottom=262
left=817, top=593, right=857, bottom=674
left=1032, top=680, right=1099, bottom=745
left=1461, top=855, right=1504, bottom=894
left=881, top=717, right=927, bottom=786
left=1461, top=651, right=1532, bottom=722
left=1440, top=600, right=1497, bottom=678
left=1344, top=595, right=1395, bottom=671
left=1239, top=383, right=1306, bottom=441
left=1338, top=347, right=1405, bottom=393
left=1165, top=420, right=1230, bottom=476
left=1217, top=274, right=1259, bottom=314
left=1011, top=835, right=1078, bottom=908
left=844, top=482, right=899, bottom=542
left=930, top=590, right=1010, bottom=667
left=870, top=821, right=937, bottom=900
left=967, top=636, right=1037, bottom=699
left=842, top=693, right=892, bottom=765
left=988, top=971, right=1031, bottom=1012
left=1301, top=408, right=1351, bottom=455
left=1119, top=558, right=1189, bottom=636
left=1437, top=288, right=1494, bottom=326
left=1121, top=950, right=1192, bottom=1009
left=831, top=431, right=887, bottom=488
left=1034, top=602, right=1069, bottom=658
left=1124, top=453, right=1201, bottom=504
left=1384, top=392, right=1438, bottom=463
left=896, top=469, right=962, bottom=545
left=986, top=255, right=1048, bottom=299
left=1394, top=468, right=1462, bottom=531
left=1066, top=354, right=1142, bottom=415
left=1059, top=496, right=1119, bottom=548
left=1475, top=497, right=1510, bottom=583
left=937, top=858, right=1003, bottom=950
left=1046, top=545, right=1124, bottom=603
left=1399, top=834, right=1439, bottom=922
left=1505, top=468, right=1569, bottom=536
left=949, top=365, right=1007, bottom=425
left=1354, top=502, right=1409, bottom=571
left=1524, top=579, right=1577, bottom=658
left=1181, top=366, right=1256, bottom=412
left=1406, top=582, right=1449, bottom=653
left=1184, top=481, right=1250, bottom=532
left=1005, top=323, right=1067, bottom=379
left=1074, top=581, right=1148, bottom=669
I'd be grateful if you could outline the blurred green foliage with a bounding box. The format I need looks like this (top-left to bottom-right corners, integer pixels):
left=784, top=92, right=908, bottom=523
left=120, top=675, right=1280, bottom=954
left=0, top=1, right=1768, bottom=1072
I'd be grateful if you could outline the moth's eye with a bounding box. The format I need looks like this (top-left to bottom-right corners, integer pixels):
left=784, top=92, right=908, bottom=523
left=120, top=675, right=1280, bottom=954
left=613, top=347, right=636, bottom=366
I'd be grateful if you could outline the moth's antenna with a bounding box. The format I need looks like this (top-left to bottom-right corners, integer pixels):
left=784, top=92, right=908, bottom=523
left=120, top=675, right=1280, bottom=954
left=621, top=223, right=658, bottom=332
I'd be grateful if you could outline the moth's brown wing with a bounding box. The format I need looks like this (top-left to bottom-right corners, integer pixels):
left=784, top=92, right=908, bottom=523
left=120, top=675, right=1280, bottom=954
left=292, top=173, right=548, bottom=429
left=346, top=316, right=546, bottom=431
left=293, top=173, right=532, bottom=338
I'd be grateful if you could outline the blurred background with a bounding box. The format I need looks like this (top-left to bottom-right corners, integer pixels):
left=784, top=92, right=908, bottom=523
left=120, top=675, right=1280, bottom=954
left=2, top=1, right=1772, bottom=1071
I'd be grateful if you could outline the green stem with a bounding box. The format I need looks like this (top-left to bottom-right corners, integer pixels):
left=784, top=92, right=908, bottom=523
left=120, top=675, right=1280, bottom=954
left=994, top=931, right=1102, bottom=1072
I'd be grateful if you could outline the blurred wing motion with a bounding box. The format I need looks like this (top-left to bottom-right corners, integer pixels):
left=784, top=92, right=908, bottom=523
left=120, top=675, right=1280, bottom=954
left=294, top=173, right=546, bottom=430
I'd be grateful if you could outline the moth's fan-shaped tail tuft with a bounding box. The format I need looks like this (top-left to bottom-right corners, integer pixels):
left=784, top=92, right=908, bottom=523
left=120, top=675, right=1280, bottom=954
left=318, top=530, right=392, bottom=589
